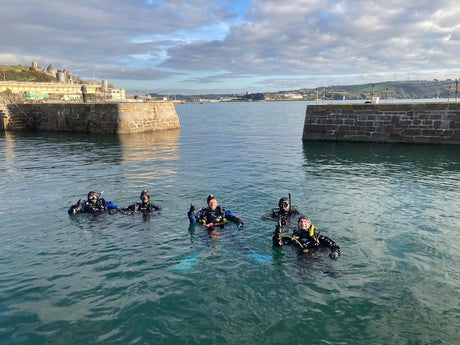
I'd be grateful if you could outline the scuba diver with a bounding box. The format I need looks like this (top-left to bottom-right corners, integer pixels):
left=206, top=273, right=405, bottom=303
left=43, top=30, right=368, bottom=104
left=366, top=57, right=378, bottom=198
left=272, top=215, right=340, bottom=260
left=271, top=196, right=300, bottom=226
left=68, top=191, right=119, bottom=214
left=187, top=194, right=244, bottom=229
left=121, top=190, right=161, bottom=214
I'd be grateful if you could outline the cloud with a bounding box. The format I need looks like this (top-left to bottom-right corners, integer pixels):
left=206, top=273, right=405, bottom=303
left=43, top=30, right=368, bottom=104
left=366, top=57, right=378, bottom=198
left=162, top=0, right=460, bottom=76
left=2, top=0, right=460, bottom=93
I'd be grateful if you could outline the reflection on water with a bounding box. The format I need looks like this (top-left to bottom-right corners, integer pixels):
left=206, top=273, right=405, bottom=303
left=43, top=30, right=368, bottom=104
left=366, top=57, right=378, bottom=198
left=118, top=129, right=180, bottom=186
left=303, top=141, right=460, bottom=171
left=1, top=132, right=17, bottom=173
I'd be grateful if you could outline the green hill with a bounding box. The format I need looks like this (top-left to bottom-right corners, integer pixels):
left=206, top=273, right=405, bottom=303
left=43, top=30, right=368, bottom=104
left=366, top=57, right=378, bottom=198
left=0, top=65, right=57, bottom=82
left=323, top=79, right=458, bottom=99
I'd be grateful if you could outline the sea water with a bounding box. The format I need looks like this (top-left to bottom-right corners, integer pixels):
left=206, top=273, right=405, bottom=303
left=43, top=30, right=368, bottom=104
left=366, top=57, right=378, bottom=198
left=0, top=101, right=459, bottom=344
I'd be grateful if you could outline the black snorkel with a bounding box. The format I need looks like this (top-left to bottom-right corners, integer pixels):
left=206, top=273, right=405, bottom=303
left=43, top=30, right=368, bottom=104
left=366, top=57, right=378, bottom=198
left=288, top=192, right=292, bottom=215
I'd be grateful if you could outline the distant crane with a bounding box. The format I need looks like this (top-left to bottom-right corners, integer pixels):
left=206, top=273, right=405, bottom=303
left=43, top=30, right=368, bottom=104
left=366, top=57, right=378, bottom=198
left=156, top=90, right=170, bottom=101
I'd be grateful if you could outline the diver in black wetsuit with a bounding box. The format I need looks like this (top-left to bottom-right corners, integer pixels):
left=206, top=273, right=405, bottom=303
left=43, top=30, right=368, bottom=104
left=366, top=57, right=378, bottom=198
left=272, top=215, right=340, bottom=260
left=122, top=190, right=161, bottom=214
left=68, top=191, right=119, bottom=214
left=188, top=194, right=244, bottom=229
left=271, top=197, right=300, bottom=225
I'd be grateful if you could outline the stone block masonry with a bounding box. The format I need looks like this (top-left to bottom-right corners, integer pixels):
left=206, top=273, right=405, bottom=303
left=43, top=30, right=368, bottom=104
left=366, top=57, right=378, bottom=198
left=4, top=102, right=181, bottom=134
left=303, top=103, right=460, bottom=144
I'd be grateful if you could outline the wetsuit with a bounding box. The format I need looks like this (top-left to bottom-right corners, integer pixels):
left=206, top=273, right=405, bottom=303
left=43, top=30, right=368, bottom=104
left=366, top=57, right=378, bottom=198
left=272, top=207, right=299, bottom=218
left=122, top=202, right=161, bottom=213
left=68, top=198, right=119, bottom=214
left=188, top=206, right=243, bottom=227
left=271, top=207, right=300, bottom=226
left=271, top=197, right=300, bottom=226
left=272, top=223, right=340, bottom=260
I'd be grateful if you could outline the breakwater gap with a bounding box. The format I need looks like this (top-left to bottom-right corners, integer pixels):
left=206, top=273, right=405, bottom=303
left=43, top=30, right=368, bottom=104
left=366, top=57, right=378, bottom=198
left=303, top=102, right=460, bottom=144
left=0, top=101, right=180, bottom=134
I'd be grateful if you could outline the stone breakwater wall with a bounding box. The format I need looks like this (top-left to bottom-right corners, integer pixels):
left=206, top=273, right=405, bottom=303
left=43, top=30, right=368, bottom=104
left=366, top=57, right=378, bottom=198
left=2, top=102, right=180, bottom=134
left=303, top=103, right=460, bottom=144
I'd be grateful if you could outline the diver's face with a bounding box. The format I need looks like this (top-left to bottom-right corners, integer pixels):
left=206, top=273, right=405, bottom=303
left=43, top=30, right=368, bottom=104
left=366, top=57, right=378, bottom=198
left=298, top=218, right=311, bottom=230
left=88, top=193, right=98, bottom=204
left=208, top=199, right=217, bottom=210
left=141, top=194, right=149, bottom=203
left=280, top=201, right=289, bottom=211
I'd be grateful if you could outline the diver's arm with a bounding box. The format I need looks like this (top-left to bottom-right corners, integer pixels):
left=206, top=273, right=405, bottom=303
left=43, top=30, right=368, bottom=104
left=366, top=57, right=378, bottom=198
left=121, top=203, right=137, bottom=214
left=124, top=204, right=136, bottom=211
left=150, top=203, right=161, bottom=211
left=106, top=201, right=120, bottom=210
left=272, top=220, right=292, bottom=247
left=68, top=199, right=83, bottom=214
left=106, top=200, right=120, bottom=214
left=187, top=204, right=199, bottom=223
left=318, top=235, right=340, bottom=260
left=224, top=208, right=243, bottom=227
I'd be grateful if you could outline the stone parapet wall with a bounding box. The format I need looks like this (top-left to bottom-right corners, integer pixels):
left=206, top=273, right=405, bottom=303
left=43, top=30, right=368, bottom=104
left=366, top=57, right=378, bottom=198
left=0, top=81, right=100, bottom=95
left=303, top=103, right=460, bottom=144
left=4, top=101, right=180, bottom=134
left=116, top=102, right=180, bottom=134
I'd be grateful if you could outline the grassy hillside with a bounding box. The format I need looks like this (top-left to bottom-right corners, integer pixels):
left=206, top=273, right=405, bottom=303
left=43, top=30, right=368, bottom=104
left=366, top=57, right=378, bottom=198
left=331, top=80, right=457, bottom=99
left=0, top=65, right=58, bottom=82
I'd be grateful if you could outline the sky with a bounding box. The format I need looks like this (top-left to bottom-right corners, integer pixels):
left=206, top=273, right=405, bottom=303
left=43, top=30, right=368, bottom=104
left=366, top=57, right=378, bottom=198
left=1, top=0, right=460, bottom=95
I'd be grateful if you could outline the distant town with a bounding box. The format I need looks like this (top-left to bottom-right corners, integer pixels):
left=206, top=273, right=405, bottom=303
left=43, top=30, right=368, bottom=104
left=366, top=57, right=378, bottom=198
left=1, top=62, right=459, bottom=103
left=173, top=79, right=460, bottom=103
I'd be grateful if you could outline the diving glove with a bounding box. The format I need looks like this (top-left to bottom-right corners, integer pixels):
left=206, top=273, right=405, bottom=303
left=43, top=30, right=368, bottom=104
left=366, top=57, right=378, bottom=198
left=329, top=251, right=339, bottom=260
left=187, top=204, right=195, bottom=216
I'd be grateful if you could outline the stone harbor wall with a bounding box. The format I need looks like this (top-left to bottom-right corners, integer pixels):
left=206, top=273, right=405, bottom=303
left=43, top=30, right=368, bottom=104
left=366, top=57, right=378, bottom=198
left=3, top=102, right=180, bottom=134
left=303, top=103, right=460, bottom=144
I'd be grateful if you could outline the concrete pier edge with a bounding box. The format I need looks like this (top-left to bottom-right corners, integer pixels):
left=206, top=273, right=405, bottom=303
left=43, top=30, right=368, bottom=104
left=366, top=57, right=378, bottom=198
left=1, top=101, right=180, bottom=134
left=303, top=102, right=460, bottom=144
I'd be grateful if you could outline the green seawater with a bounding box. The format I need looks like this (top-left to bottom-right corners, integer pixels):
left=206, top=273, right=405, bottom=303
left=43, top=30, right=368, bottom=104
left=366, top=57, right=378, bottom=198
left=0, top=101, right=459, bottom=344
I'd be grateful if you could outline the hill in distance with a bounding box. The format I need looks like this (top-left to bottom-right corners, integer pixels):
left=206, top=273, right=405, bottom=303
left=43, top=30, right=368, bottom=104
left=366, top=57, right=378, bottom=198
left=1, top=64, right=458, bottom=101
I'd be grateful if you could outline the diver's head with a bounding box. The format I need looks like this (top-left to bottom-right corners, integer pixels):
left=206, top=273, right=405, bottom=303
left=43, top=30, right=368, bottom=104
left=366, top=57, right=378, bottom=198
left=87, top=191, right=98, bottom=204
left=298, top=216, right=311, bottom=230
left=140, top=190, right=150, bottom=202
left=278, top=197, right=290, bottom=211
left=207, top=194, right=217, bottom=210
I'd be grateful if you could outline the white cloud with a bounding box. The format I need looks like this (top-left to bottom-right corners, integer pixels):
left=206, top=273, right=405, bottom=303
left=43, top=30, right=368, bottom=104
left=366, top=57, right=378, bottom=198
left=1, top=0, right=460, bottom=93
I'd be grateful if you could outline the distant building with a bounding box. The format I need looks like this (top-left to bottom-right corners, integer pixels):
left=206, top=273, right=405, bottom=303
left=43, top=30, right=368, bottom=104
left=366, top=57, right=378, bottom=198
left=106, top=88, right=125, bottom=100
left=283, top=93, right=303, bottom=99
left=1, top=62, right=125, bottom=101
left=46, top=64, right=57, bottom=78
left=56, top=71, right=66, bottom=83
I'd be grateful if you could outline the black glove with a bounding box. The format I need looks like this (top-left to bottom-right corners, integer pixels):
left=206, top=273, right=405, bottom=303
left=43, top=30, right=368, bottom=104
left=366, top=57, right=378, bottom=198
left=272, top=231, right=283, bottom=247
left=68, top=200, right=82, bottom=214
left=329, top=251, right=339, bottom=260
left=278, top=216, right=288, bottom=228
left=236, top=220, right=244, bottom=229
left=187, top=204, right=195, bottom=217
left=280, top=216, right=289, bottom=227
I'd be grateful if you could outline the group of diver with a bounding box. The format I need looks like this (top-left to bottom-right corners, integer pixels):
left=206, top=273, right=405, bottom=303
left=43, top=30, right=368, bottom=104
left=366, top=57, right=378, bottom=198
left=68, top=190, right=160, bottom=215
left=270, top=197, right=340, bottom=260
left=68, top=191, right=340, bottom=261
